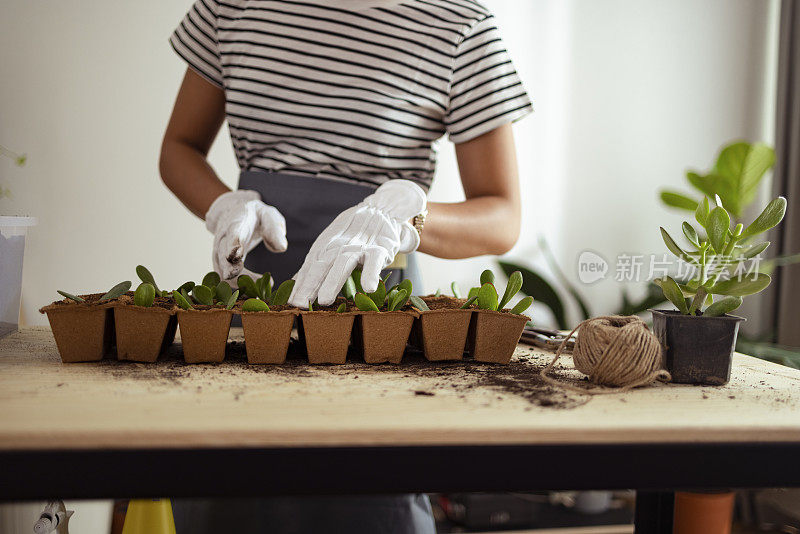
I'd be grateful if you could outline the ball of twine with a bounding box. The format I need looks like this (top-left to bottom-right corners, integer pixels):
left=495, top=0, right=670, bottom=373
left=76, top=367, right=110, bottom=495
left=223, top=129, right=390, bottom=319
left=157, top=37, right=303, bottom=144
left=541, top=315, right=671, bottom=394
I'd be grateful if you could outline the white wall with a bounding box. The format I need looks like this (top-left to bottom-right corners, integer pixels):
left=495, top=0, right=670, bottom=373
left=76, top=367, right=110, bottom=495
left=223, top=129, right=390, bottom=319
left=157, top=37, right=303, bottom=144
left=1, top=0, right=777, bottom=329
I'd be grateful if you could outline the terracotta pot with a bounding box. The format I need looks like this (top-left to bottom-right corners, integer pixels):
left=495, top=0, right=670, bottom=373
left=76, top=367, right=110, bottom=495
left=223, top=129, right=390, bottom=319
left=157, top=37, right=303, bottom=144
left=299, top=311, right=356, bottom=364
left=415, top=309, right=473, bottom=361
left=41, top=303, right=115, bottom=363
left=240, top=310, right=297, bottom=364
left=114, top=305, right=176, bottom=363
left=673, top=491, right=734, bottom=534
left=467, top=310, right=528, bottom=364
left=176, top=309, right=232, bottom=363
left=354, top=311, right=417, bottom=364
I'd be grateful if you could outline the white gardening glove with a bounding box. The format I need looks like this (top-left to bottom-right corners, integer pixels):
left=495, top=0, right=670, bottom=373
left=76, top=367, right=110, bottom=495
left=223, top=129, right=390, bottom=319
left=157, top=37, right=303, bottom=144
left=205, top=190, right=288, bottom=281
left=289, top=180, right=426, bottom=308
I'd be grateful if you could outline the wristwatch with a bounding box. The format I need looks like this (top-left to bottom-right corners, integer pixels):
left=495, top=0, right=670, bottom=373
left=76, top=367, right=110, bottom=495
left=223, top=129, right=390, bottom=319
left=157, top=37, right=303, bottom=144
left=412, top=209, right=428, bottom=237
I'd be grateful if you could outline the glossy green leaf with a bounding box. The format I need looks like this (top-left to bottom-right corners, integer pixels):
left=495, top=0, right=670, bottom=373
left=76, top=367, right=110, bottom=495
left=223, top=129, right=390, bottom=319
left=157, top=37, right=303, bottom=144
left=480, top=269, right=495, bottom=286
left=226, top=290, right=239, bottom=310
left=467, top=286, right=479, bottom=300
left=336, top=302, right=347, bottom=313
left=460, top=295, right=478, bottom=309
left=100, top=281, right=132, bottom=302
left=682, top=222, right=700, bottom=248
left=308, top=300, right=314, bottom=311
left=57, top=290, right=84, bottom=303
left=271, top=279, right=295, bottom=306
left=202, top=271, right=220, bottom=289
left=477, top=283, right=499, bottom=311
left=397, top=278, right=412, bottom=297
left=351, top=269, right=364, bottom=294
left=135, top=265, right=160, bottom=293
left=660, top=191, right=699, bottom=211
left=738, top=241, right=770, bottom=259
left=178, top=281, right=195, bottom=294
left=255, top=276, right=267, bottom=301
left=180, top=287, right=192, bottom=305
left=134, top=283, right=155, bottom=308
left=695, top=197, right=710, bottom=227
left=510, top=296, right=533, bottom=315
left=433, top=288, right=441, bottom=297
left=237, top=275, right=258, bottom=298
left=354, top=292, right=380, bottom=312
left=343, top=274, right=357, bottom=301
left=498, top=270, right=523, bottom=310
left=703, top=296, right=743, bottom=317
left=408, top=295, right=429, bottom=311
left=192, top=285, right=214, bottom=306
left=710, top=273, right=771, bottom=296
left=172, top=290, right=193, bottom=310
left=660, top=276, right=689, bottom=314
left=215, top=281, right=232, bottom=304
left=368, top=280, right=386, bottom=309
left=660, top=227, right=691, bottom=261
left=242, top=298, right=269, bottom=312
left=388, top=289, right=409, bottom=311
left=706, top=207, right=731, bottom=253
left=451, top=281, right=462, bottom=298
left=741, top=197, right=787, bottom=239
left=261, top=272, right=272, bottom=300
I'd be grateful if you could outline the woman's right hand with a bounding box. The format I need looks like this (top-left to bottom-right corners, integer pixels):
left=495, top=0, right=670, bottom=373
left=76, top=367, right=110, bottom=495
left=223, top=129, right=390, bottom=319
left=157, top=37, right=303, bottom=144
left=205, top=190, right=288, bottom=281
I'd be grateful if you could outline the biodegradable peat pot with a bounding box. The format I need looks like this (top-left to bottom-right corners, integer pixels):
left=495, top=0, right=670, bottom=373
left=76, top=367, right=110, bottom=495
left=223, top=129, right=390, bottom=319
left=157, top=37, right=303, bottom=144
left=651, top=309, right=744, bottom=386
left=412, top=296, right=472, bottom=361
left=299, top=310, right=357, bottom=364
left=176, top=308, right=232, bottom=363
left=40, top=297, right=115, bottom=363
left=354, top=310, right=417, bottom=364
left=240, top=308, right=297, bottom=364
left=467, top=309, right=529, bottom=364
left=114, top=298, right=177, bottom=363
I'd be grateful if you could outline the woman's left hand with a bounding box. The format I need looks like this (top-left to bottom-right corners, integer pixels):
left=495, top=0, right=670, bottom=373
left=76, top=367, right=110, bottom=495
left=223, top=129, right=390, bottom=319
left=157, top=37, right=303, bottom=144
left=289, top=180, right=426, bottom=308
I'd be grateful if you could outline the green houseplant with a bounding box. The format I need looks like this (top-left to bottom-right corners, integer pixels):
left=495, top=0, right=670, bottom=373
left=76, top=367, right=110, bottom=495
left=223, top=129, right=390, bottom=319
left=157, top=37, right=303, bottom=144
left=652, top=195, right=787, bottom=384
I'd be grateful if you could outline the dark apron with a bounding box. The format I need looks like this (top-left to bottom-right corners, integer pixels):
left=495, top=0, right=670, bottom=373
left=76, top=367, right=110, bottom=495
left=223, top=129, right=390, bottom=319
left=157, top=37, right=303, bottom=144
left=173, top=171, right=432, bottom=534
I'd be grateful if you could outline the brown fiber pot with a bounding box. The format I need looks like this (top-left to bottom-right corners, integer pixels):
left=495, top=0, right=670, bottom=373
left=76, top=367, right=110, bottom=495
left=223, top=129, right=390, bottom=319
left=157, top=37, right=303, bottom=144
left=240, top=310, right=297, bottom=364
left=299, top=311, right=357, bottom=364
left=415, top=309, right=473, bottom=361
left=176, top=309, right=232, bottom=363
left=40, top=303, right=115, bottom=363
left=467, top=310, right=529, bottom=364
left=114, top=305, right=177, bottom=363
left=354, top=310, right=418, bottom=364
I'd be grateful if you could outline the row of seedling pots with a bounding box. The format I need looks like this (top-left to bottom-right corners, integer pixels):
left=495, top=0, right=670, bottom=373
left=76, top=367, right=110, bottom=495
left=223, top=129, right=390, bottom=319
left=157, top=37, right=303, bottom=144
left=41, top=266, right=533, bottom=365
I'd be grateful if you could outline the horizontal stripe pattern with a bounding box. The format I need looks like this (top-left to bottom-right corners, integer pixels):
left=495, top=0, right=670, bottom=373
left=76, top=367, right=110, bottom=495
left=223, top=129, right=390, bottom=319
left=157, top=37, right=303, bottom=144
left=170, top=0, right=531, bottom=189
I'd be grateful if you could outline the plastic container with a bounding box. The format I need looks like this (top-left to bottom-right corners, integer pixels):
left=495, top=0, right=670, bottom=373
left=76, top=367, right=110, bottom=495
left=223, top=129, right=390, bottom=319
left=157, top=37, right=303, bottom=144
left=651, top=309, right=744, bottom=385
left=0, top=216, right=37, bottom=338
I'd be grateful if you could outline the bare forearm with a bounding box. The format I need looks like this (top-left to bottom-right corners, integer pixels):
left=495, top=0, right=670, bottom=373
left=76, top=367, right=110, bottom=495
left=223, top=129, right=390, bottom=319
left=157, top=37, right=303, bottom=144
left=159, top=140, right=229, bottom=219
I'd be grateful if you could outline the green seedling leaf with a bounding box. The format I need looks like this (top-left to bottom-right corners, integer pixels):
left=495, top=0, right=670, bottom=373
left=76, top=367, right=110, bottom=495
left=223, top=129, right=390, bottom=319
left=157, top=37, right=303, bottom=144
left=100, top=281, right=132, bottom=302
left=477, top=283, right=499, bottom=311
left=408, top=295, right=429, bottom=311
left=354, top=292, right=380, bottom=312
left=202, top=271, right=221, bottom=289
left=336, top=302, right=347, bottom=313
left=57, top=290, right=84, bottom=303
left=706, top=206, right=731, bottom=253
left=180, top=287, right=192, bottom=305
left=385, top=288, right=399, bottom=308
left=134, top=283, right=155, bottom=308
left=135, top=265, right=160, bottom=293
left=351, top=269, right=364, bottom=294
left=480, top=269, right=495, bottom=286
left=178, top=281, right=195, bottom=294
left=172, top=290, right=193, bottom=310
left=451, top=281, right=462, bottom=298
left=215, top=281, right=233, bottom=304
left=433, top=288, right=441, bottom=297
left=660, top=276, right=689, bottom=314
left=237, top=275, right=259, bottom=298
left=192, top=284, right=214, bottom=306
left=226, top=290, right=239, bottom=310
left=308, top=300, right=314, bottom=311
left=343, top=274, right=357, bottom=300
left=261, top=272, right=272, bottom=300
left=460, top=295, right=478, bottom=309
left=467, top=286, right=479, bottom=300
left=397, top=278, right=412, bottom=297
left=682, top=222, right=700, bottom=248
left=388, top=289, right=409, bottom=311
left=242, top=298, right=269, bottom=312
left=710, top=273, right=771, bottom=296
left=498, top=270, right=523, bottom=310
left=704, top=296, right=743, bottom=317
left=660, top=227, right=691, bottom=261
left=695, top=197, right=710, bottom=227
left=255, top=276, right=267, bottom=301
left=271, top=279, right=295, bottom=306
left=660, top=190, right=699, bottom=211
left=368, top=279, right=386, bottom=309
left=510, top=296, right=534, bottom=315
left=741, top=197, right=787, bottom=239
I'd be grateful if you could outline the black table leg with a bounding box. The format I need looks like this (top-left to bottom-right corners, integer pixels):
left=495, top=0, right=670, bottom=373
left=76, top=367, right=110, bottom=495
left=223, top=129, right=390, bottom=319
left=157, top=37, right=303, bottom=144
left=634, top=490, right=674, bottom=534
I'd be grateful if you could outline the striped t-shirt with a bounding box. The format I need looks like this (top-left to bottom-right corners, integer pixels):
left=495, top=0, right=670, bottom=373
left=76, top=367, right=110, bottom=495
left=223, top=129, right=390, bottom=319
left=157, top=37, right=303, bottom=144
left=170, top=0, right=532, bottom=191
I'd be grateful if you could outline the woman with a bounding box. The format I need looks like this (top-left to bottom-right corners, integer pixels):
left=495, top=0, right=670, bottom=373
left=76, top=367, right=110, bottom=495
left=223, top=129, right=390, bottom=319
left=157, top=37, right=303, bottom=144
left=161, top=0, right=531, bottom=531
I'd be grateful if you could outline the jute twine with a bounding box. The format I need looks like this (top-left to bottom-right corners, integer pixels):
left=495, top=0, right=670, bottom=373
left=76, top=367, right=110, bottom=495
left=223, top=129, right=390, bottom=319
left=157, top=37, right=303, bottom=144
left=540, top=315, right=671, bottom=394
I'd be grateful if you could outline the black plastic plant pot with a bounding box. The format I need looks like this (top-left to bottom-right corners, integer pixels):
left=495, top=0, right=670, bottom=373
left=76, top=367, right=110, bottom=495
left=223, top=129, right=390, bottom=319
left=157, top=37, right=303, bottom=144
left=650, top=309, right=745, bottom=386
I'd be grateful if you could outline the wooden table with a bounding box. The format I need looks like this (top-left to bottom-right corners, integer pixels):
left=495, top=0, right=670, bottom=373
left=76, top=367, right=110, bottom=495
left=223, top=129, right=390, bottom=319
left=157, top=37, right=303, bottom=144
left=2, top=327, right=800, bottom=532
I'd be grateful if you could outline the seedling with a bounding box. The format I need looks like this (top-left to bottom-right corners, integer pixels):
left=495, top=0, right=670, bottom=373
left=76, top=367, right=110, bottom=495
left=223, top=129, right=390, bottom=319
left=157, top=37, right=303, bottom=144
left=58, top=281, right=132, bottom=303
left=134, top=283, right=156, bottom=307
left=57, top=291, right=84, bottom=303
left=136, top=265, right=168, bottom=297
left=271, top=279, right=295, bottom=306
left=352, top=275, right=412, bottom=312
left=451, top=281, right=461, bottom=298
left=408, top=295, right=429, bottom=311
left=174, top=272, right=240, bottom=310
left=336, top=302, right=347, bottom=313
left=657, top=195, right=786, bottom=317
left=172, top=290, right=193, bottom=310
left=242, top=298, right=270, bottom=312
left=471, top=270, right=532, bottom=315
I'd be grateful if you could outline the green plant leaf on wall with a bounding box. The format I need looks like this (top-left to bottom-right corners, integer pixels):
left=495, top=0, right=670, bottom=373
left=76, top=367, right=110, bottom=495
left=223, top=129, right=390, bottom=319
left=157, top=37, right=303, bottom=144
left=660, top=191, right=699, bottom=211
